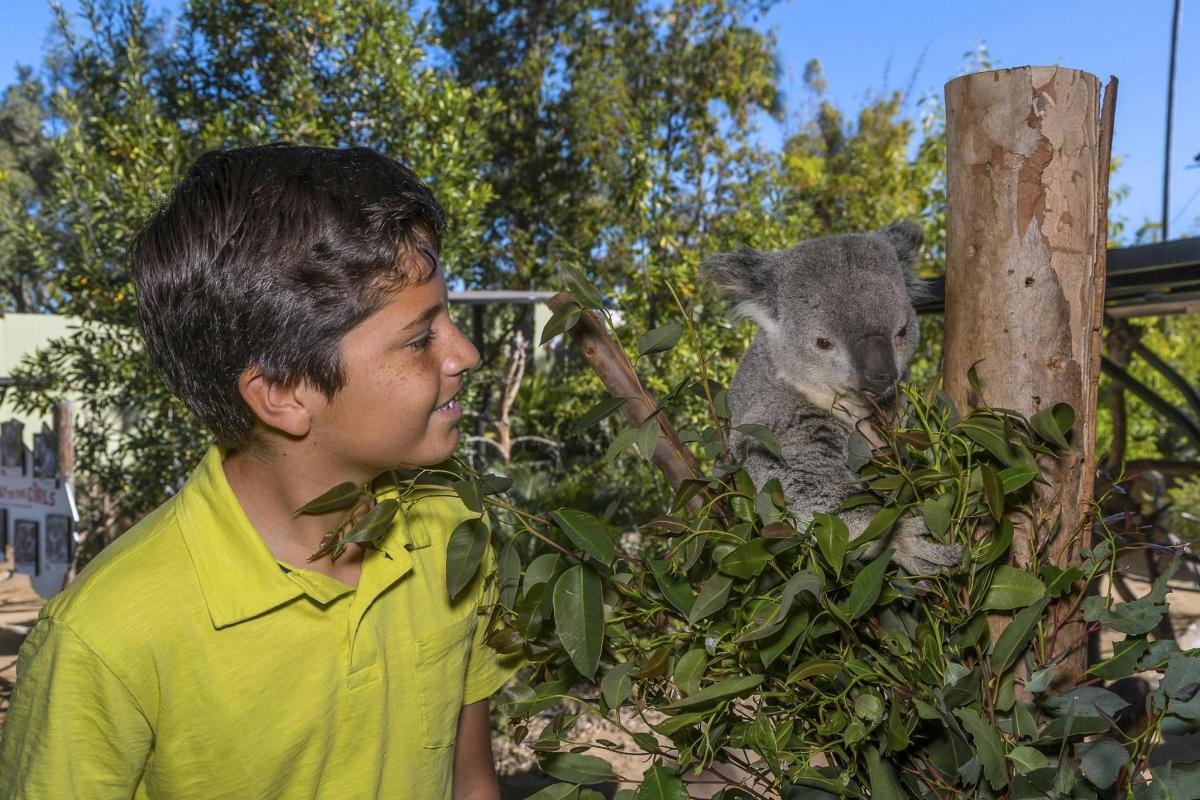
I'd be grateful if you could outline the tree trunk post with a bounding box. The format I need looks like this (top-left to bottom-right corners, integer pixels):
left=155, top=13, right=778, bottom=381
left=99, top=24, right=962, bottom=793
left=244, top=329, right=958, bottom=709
left=943, top=68, right=1117, bottom=685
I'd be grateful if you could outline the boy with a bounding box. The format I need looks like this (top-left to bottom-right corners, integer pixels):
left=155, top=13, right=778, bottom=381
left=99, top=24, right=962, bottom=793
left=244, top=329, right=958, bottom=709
left=0, top=144, right=518, bottom=798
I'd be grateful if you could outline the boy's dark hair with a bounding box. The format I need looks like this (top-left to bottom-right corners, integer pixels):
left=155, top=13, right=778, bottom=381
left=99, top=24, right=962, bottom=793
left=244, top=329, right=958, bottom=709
left=130, top=143, right=446, bottom=448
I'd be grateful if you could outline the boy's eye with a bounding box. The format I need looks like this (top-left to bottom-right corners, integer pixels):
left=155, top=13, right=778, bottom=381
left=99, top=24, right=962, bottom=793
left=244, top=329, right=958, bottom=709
left=408, top=330, right=436, bottom=350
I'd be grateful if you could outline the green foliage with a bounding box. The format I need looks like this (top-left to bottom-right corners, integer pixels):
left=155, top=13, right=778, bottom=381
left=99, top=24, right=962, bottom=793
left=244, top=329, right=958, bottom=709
left=428, top=288, right=1200, bottom=797
left=5, top=0, right=496, bottom=552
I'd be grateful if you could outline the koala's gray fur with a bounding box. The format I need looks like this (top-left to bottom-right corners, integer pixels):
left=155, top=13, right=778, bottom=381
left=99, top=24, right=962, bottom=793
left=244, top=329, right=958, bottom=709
left=702, top=221, right=962, bottom=575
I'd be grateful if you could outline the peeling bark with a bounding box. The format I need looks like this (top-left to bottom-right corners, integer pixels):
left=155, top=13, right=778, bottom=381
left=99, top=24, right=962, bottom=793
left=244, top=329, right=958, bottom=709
left=944, top=68, right=1117, bottom=686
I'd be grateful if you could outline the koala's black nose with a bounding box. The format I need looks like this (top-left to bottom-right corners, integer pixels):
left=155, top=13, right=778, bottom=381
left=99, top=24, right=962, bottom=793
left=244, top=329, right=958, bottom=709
left=853, top=335, right=898, bottom=400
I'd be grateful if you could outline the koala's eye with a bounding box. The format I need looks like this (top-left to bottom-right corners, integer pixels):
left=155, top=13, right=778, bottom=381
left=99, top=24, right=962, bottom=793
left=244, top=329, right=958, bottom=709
left=816, top=337, right=833, bottom=351
left=896, top=325, right=908, bottom=339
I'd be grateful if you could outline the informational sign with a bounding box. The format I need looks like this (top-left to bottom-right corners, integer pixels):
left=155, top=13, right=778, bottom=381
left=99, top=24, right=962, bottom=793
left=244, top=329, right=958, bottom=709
left=1, top=419, right=77, bottom=599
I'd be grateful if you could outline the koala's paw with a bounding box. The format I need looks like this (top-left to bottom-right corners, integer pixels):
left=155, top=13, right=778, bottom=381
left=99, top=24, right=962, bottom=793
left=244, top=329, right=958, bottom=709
left=889, top=517, right=963, bottom=576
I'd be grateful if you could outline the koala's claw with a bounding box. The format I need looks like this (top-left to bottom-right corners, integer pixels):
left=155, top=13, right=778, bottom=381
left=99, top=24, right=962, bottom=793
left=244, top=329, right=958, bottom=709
left=889, top=518, right=963, bottom=576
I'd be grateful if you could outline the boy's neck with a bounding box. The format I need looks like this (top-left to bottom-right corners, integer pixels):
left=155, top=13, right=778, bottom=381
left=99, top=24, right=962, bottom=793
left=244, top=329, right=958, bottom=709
left=221, top=444, right=369, bottom=587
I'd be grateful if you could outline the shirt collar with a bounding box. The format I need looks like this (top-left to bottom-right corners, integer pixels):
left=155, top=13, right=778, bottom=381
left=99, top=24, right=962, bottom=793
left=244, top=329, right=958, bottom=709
left=177, top=445, right=427, bottom=629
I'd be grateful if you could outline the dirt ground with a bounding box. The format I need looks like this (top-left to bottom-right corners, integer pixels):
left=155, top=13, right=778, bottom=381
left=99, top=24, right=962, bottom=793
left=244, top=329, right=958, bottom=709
left=3, top=556, right=1200, bottom=798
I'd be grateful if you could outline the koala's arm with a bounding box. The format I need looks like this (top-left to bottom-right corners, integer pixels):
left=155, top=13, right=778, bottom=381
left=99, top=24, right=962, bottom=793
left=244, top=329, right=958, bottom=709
left=735, top=413, right=961, bottom=575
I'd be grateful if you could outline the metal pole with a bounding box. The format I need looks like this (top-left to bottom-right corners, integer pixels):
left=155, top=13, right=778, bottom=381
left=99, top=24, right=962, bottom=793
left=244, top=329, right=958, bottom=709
left=1163, top=0, right=1183, bottom=241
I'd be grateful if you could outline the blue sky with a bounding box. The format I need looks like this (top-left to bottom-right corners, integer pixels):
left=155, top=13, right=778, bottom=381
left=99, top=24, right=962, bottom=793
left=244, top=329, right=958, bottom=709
left=3, top=0, right=1197, bottom=239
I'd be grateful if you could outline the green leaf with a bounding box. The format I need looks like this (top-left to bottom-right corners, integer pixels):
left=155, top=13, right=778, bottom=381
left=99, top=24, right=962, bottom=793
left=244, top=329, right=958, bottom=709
left=718, top=538, right=773, bottom=579
left=635, top=765, right=688, bottom=800
left=979, top=518, right=1014, bottom=566
left=866, top=747, right=904, bottom=800
left=980, top=464, right=1004, bottom=521
left=636, top=323, right=684, bottom=356
left=637, top=418, right=660, bottom=460
left=551, top=509, right=615, bottom=566
left=1008, top=746, right=1049, bottom=775
left=605, top=428, right=640, bottom=464
left=572, top=396, right=629, bottom=435
left=999, top=465, right=1039, bottom=493
left=1029, top=403, right=1072, bottom=448
left=660, top=673, right=763, bottom=710
left=751, top=713, right=781, bottom=779
left=849, top=548, right=893, bottom=619
left=1040, top=564, right=1083, bottom=598
left=1078, top=738, right=1126, bottom=789
left=649, top=560, right=695, bottom=616
left=857, top=506, right=902, bottom=549
left=445, top=517, right=489, bottom=599
left=561, top=264, right=604, bottom=309
left=524, top=553, right=560, bottom=592
left=540, top=301, right=582, bottom=345
left=954, top=707, right=1009, bottom=790
left=980, top=566, right=1047, bottom=611
left=601, top=662, right=638, bottom=710
left=452, top=479, right=484, bottom=513
left=687, top=574, right=732, bottom=624
left=553, top=564, right=605, bottom=678
left=673, top=649, right=708, bottom=696
left=478, top=474, right=513, bottom=495
left=297, top=481, right=361, bottom=514
left=498, top=538, right=521, bottom=610
left=787, top=659, right=842, bottom=683
left=812, top=513, right=849, bottom=578
left=1043, top=687, right=1130, bottom=719
left=523, top=784, right=581, bottom=800
left=342, top=498, right=401, bottom=545
left=734, top=423, right=782, bottom=460
left=991, top=596, right=1051, bottom=677
left=539, top=751, right=615, bottom=785
left=956, top=416, right=1035, bottom=468
left=1083, top=593, right=1170, bottom=636
left=922, top=492, right=955, bottom=537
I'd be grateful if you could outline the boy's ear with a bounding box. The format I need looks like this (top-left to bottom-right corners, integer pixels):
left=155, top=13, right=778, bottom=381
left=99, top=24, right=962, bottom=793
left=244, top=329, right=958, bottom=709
left=700, top=245, right=779, bottom=333
left=237, top=368, right=314, bottom=438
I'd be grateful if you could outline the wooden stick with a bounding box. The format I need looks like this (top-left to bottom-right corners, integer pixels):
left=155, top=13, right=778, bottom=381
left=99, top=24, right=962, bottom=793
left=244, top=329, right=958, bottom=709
left=546, top=292, right=709, bottom=514
left=944, top=68, right=1116, bottom=686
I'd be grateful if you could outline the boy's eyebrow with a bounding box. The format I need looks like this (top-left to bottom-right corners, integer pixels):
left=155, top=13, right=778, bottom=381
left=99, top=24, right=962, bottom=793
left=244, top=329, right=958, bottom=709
left=401, top=303, right=444, bottom=332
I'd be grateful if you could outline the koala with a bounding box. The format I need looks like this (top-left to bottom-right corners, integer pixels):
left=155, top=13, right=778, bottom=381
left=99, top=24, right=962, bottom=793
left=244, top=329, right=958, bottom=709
left=701, top=221, right=962, bottom=576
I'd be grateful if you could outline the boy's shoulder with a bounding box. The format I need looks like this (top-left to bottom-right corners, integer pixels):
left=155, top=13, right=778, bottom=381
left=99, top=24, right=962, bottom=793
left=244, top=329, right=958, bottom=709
left=41, top=491, right=197, bottom=645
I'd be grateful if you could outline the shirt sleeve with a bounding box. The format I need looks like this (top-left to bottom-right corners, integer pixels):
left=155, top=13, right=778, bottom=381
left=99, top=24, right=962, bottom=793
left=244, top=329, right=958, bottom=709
left=0, top=616, right=153, bottom=799
left=462, top=545, right=522, bottom=705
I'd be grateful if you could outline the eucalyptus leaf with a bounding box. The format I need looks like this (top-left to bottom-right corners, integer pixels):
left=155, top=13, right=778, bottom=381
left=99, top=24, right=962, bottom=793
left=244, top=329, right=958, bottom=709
left=734, top=423, right=783, bottom=461
left=297, top=481, right=361, bottom=514
left=560, top=264, right=604, bottom=310
left=553, top=564, right=605, bottom=678
left=540, top=301, right=582, bottom=345
left=636, top=765, right=688, bottom=800
left=445, top=517, right=489, bottom=599
left=688, top=574, right=733, bottom=624
left=539, top=751, right=615, bottom=785
left=849, top=549, right=892, bottom=619
left=812, top=513, right=849, bottom=577
left=551, top=509, right=616, bottom=566
left=636, top=323, right=684, bottom=357
left=572, top=396, right=630, bottom=435
left=980, top=566, right=1047, bottom=611
left=342, top=498, right=401, bottom=545
left=661, top=673, right=763, bottom=710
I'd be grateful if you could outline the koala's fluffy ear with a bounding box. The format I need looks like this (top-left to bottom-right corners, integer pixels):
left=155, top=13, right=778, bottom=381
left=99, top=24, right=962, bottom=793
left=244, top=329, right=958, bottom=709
left=877, top=221, right=924, bottom=265
left=877, top=220, right=930, bottom=301
left=700, top=245, right=777, bottom=328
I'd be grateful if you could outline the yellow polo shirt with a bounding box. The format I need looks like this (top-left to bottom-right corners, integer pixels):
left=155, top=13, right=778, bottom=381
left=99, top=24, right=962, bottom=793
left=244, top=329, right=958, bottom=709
left=0, top=446, right=518, bottom=799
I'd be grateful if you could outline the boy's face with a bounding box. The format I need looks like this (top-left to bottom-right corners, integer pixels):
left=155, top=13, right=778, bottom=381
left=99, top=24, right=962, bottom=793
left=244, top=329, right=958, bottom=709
left=308, top=269, right=480, bottom=476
